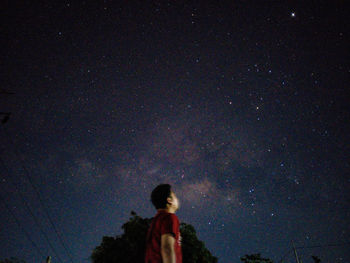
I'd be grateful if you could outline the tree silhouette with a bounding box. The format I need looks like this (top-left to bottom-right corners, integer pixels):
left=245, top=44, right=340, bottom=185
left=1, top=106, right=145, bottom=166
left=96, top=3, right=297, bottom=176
left=311, top=255, right=321, bottom=263
left=240, top=253, right=273, bottom=263
left=91, top=211, right=218, bottom=263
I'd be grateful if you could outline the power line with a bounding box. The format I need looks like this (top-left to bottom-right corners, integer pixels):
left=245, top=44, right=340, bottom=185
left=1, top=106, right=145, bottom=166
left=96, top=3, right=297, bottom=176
left=2, top=112, right=93, bottom=255
left=0, top=157, right=64, bottom=263
left=1, top=126, right=75, bottom=263
left=0, top=192, right=46, bottom=261
left=278, top=241, right=350, bottom=262
left=0, top=89, right=15, bottom=95
left=295, top=242, right=350, bottom=250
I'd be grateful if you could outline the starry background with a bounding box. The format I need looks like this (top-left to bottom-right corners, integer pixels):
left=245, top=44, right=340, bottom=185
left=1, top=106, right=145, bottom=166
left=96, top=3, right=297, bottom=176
left=0, top=1, right=349, bottom=263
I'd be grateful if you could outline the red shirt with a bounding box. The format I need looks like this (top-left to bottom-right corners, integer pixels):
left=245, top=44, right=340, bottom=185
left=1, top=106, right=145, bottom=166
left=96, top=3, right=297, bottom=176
left=145, top=210, right=182, bottom=263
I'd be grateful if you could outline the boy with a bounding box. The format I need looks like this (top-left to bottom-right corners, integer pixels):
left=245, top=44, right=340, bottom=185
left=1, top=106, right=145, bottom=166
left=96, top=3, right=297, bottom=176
left=145, top=184, right=182, bottom=263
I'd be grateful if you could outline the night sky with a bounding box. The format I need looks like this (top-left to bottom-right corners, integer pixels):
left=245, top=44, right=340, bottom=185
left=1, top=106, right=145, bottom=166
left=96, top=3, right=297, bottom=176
left=1, top=1, right=349, bottom=263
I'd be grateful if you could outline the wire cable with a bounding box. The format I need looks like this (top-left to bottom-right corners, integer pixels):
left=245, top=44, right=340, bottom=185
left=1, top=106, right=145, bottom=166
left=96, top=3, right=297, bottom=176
left=3, top=120, right=94, bottom=255
left=295, top=242, right=350, bottom=249
left=2, top=126, right=75, bottom=263
left=0, top=192, right=46, bottom=261
left=0, top=157, right=64, bottom=263
left=278, top=241, right=350, bottom=262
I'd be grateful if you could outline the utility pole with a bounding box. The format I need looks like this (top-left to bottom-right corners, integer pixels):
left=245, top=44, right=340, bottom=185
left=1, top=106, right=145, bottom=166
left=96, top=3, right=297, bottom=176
left=292, top=240, right=301, bottom=263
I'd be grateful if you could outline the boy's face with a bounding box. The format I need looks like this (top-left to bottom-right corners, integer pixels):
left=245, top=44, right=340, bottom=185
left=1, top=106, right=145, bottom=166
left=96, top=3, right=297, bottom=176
left=168, top=191, right=180, bottom=211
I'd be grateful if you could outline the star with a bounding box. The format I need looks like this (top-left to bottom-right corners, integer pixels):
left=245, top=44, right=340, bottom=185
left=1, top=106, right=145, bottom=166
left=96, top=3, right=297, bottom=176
left=291, top=12, right=296, bottom=18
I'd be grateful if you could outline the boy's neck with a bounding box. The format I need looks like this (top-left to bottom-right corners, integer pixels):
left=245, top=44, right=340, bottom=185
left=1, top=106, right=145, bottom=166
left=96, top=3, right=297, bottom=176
left=157, top=207, right=176, bottom=214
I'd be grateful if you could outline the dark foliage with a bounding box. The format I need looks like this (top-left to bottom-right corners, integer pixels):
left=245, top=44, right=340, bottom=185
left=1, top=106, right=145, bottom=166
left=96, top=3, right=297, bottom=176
left=240, top=253, right=273, bottom=263
left=91, top=211, right=218, bottom=263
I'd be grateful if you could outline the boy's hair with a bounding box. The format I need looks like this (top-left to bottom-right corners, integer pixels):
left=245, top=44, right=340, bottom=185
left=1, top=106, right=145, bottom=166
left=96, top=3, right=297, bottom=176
left=151, top=184, right=172, bottom=209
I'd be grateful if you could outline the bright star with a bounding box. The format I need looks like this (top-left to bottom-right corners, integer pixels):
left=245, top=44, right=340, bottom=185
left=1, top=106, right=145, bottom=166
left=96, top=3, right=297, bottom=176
left=291, top=12, right=296, bottom=17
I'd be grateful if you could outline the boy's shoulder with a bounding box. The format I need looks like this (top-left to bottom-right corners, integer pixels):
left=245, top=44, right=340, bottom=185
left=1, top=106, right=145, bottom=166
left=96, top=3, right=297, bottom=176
left=162, top=213, right=179, bottom=224
left=156, top=211, right=179, bottom=221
